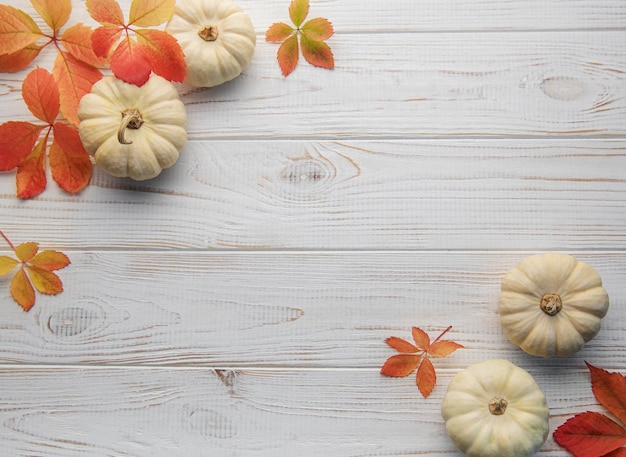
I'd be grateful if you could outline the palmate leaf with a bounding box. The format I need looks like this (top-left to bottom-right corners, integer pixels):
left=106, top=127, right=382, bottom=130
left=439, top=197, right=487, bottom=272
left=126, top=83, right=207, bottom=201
left=109, top=37, right=152, bottom=86
left=0, top=44, right=42, bottom=73
left=0, top=4, right=43, bottom=55
left=0, top=121, right=45, bottom=171
left=49, top=122, right=93, bottom=194
left=277, top=34, right=299, bottom=77
left=22, top=68, right=60, bottom=124
left=61, top=23, right=109, bottom=67
left=134, top=28, right=185, bottom=82
left=30, top=0, right=71, bottom=32
left=16, top=138, right=47, bottom=199
left=554, top=411, right=626, bottom=457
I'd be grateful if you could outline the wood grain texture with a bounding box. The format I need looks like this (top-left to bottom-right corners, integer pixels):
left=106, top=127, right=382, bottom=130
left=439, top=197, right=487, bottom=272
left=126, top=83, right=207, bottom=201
left=2, top=140, right=625, bottom=250
left=0, top=251, right=622, bottom=367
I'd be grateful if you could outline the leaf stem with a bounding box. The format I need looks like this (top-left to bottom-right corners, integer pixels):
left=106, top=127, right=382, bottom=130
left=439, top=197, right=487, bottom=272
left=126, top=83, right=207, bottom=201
left=0, top=230, right=15, bottom=251
left=432, top=325, right=453, bottom=345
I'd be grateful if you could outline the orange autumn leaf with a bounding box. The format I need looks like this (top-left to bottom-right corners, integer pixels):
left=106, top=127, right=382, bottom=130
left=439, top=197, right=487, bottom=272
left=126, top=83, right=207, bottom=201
left=49, top=122, right=93, bottom=194
left=30, top=0, right=71, bottom=32
left=86, top=0, right=125, bottom=25
left=61, top=23, right=109, bottom=67
left=587, top=362, right=626, bottom=425
left=300, top=34, right=334, bottom=69
left=109, top=37, right=152, bottom=86
left=0, top=4, right=43, bottom=55
left=301, top=17, right=334, bottom=41
left=10, top=267, right=36, bottom=311
left=134, top=28, right=186, bottom=82
left=91, top=25, right=123, bottom=58
left=27, top=265, right=64, bottom=295
left=0, top=121, right=45, bottom=171
left=0, top=44, right=42, bottom=72
left=265, top=22, right=294, bottom=42
left=381, top=326, right=463, bottom=398
left=16, top=138, right=47, bottom=199
left=29, top=249, right=70, bottom=271
left=14, top=242, right=39, bottom=262
left=22, top=67, right=60, bottom=124
left=277, top=34, right=299, bottom=77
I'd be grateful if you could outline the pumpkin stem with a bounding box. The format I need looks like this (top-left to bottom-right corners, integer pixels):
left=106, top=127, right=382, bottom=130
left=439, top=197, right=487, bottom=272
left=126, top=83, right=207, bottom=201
left=488, top=397, right=508, bottom=415
left=540, top=293, right=563, bottom=316
left=198, top=25, right=218, bottom=41
left=118, top=109, right=144, bottom=145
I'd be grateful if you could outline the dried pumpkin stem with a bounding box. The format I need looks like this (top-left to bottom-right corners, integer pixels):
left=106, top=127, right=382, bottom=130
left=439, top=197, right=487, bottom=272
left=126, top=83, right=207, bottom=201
left=540, top=293, right=563, bottom=316
left=198, top=25, right=218, bottom=41
left=488, top=397, right=508, bottom=415
left=118, top=109, right=144, bottom=145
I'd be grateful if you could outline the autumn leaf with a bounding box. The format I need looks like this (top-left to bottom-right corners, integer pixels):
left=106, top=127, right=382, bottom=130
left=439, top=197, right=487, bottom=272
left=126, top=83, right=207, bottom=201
left=0, top=121, right=45, bottom=171
left=0, top=4, right=44, bottom=55
left=49, top=122, right=93, bottom=194
left=554, top=364, right=626, bottom=457
left=266, top=0, right=334, bottom=77
left=16, top=138, right=47, bottom=199
left=88, top=0, right=184, bottom=86
left=61, top=23, right=109, bottom=68
left=22, top=67, right=60, bottom=124
left=381, top=326, right=464, bottom=398
left=30, top=0, right=71, bottom=32
left=0, top=44, right=42, bottom=73
left=0, top=231, right=69, bottom=312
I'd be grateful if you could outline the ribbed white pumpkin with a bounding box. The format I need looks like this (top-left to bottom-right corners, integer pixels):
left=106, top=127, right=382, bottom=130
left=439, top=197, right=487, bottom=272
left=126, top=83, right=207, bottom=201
left=166, top=0, right=256, bottom=87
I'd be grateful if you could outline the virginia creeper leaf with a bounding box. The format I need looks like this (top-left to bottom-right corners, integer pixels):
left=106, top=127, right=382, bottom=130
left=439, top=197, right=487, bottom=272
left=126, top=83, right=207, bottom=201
left=301, top=17, right=334, bottom=41
left=61, top=23, right=109, bottom=67
left=0, top=44, right=42, bottom=72
left=91, top=26, right=123, bottom=58
left=52, top=51, right=103, bottom=126
left=0, top=256, right=19, bottom=276
left=553, top=411, right=626, bottom=457
left=605, top=448, right=626, bottom=457
left=277, top=34, right=299, bottom=77
left=26, top=265, right=63, bottom=295
left=49, top=122, right=92, bottom=194
left=385, top=336, right=419, bottom=353
left=109, top=37, right=152, bottom=86
left=85, top=0, right=125, bottom=25
left=10, top=267, right=35, bottom=311
left=22, top=68, right=59, bottom=124
left=16, top=138, right=47, bottom=199
left=134, top=28, right=186, bottom=82
left=14, top=242, right=38, bottom=262
left=288, top=0, right=309, bottom=27
left=0, top=121, right=45, bottom=171
left=29, top=250, right=70, bottom=271
left=587, top=363, right=626, bottom=425
left=428, top=340, right=465, bottom=358
left=266, top=22, right=294, bottom=42
left=416, top=357, right=436, bottom=398
left=30, top=0, right=71, bottom=32
left=129, top=0, right=175, bottom=27
left=0, top=5, right=43, bottom=55
left=380, top=354, right=421, bottom=378
left=412, top=326, right=431, bottom=349
left=300, top=34, right=334, bottom=70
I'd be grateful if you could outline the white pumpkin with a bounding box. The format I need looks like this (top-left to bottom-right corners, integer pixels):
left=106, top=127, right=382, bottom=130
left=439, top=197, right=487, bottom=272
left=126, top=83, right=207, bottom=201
left=166, top=0, right=256, bottom=87
left=499, top=253, right=609, bottom=357
left=77, top=75, right=188, bottom=181
left=441, top=359, right=550, bottom=457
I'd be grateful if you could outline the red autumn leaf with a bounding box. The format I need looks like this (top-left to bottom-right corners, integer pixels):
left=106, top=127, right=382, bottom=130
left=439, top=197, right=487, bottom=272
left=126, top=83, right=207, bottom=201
left=554, top=411, right=626, bottom=457
left=16, top=137, right=47, bottom=199
left=429, top=340, right=465, bottom=358
left=277, top=34, right=299, bottom=77
left=605, top=449, right=626, bottom=457
left=265, top=22, right=294, bottom=42
left=587, top=363, right=626, bottom=425
left=134, top=28, right=185, bottom=82
left=380, top=354, right=421, bottom=378
left=91, top=25, right=123, bottom=58
left=302, top=17, right=334, bottom=41
left=61, top=23, right=109, bottom=67
left=0, top=121, right=45, bottom=171
left=49, top=122, right=92, bottom=194
left=128, top=0, right=175, bottom=27
left=22, top=68, right=60, bottom=124
left=0, top=5, right=43, bottom=55
left=289, top=0, right=309, bottom=27
left=85, top=0, right=125, bottom=25
left=385, top=336, right=419, bottom=353
left=300, top=34, right=334, bottom=70
left=109, top=37, right=152, bottom=86
left=10, top=267, right=35, bottom=311
left=416, top=357, right=436, bottom=398
left=0, top=44, right=42, bottom=72
left=30, top=0, right=71, bottom=32
left=53, top=50, right=103, bottom=126
left=14, top=242, right=39, bottom=262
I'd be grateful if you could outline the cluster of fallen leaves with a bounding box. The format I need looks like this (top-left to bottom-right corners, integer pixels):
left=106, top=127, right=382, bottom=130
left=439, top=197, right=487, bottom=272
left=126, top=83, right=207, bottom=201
left=0, top=230, right=69, bottom=311
left=554, top=363, right=626, bottom=457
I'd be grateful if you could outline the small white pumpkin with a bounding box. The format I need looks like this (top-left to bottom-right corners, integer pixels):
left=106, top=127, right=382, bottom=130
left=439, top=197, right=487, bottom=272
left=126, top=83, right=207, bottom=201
left=441, top=359, right=549, bottom=457
left=77, top=75, right=188, bottom=181
left=166, top=0, right=256, bottom=88
left=499, top=253, right=609, bottom=357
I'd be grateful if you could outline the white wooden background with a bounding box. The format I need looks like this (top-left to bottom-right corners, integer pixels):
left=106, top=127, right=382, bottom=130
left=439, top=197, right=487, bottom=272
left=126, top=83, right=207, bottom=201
left=1, top=0, right=625, bottom=455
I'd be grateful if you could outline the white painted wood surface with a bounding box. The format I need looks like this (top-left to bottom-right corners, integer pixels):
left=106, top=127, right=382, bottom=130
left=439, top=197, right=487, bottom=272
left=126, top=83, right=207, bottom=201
left=0, top=0, right=625, bottom=455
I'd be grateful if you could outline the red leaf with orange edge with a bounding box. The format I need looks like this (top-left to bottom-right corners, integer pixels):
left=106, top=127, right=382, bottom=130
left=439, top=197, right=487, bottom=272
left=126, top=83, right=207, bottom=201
left=266, top=22, right=294, bottom=42
left=129, top=0, right=175, bottom=27
left=300, top=34, right=334, bottom=70
left=22, top=68, right=59, bottom=124
left=49, top=122, right=92, bottom=194
left=0, top=121, right=45, bottom=171
left=135, top=28, right=185, bottom=82
left=16, top=137, right=47, bottom=199
left=30, top=0, right=71, bottom=31
left=554, top=411, right=626, bottom=457
left=110, top=37, right=152, bottom=86
left=380, top=354, right=421, bottom=378
left=86, top=0, right=125, bottom=25
left=302, top=17, right=334, bottom=41
left=587, top=363, right=626, bottom=425
left=0, top=44, right=42, bottom=72
left=277, top=34, right=299, bottom=77
left=52, top=51, right=103, bottom=126
left=0, top=5, right=43, bottom=55
left=416, top=357, right=436, bottom=398
left=61, top=23, right=109, bottom=67
left=91, top=26, right=123, bottom=58
left=10, top=267, right=35, bottom=311
left=29, top=250, right=70, bottom=271
left=288, top=0, right=309, bottom=27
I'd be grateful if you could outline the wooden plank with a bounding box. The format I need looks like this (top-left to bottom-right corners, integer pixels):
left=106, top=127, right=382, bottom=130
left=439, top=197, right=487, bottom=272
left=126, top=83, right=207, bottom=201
left=1, top=31, right=626, bottom=138
left=0, top=365, right=611, bottom=456
left=2, top=140, right=625, bottom=250
left=0, top=251, right=622, bottom=367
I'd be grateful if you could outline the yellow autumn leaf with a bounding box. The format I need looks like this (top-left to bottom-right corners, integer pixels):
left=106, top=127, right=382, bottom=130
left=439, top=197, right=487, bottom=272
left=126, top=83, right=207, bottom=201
left=26, top=265, right=63, bottom=295
left=14, top=241, right=38, bottom=262
left=0, top=256, right=19, bottom=276
left=10, top=267, right=35, bottom=311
